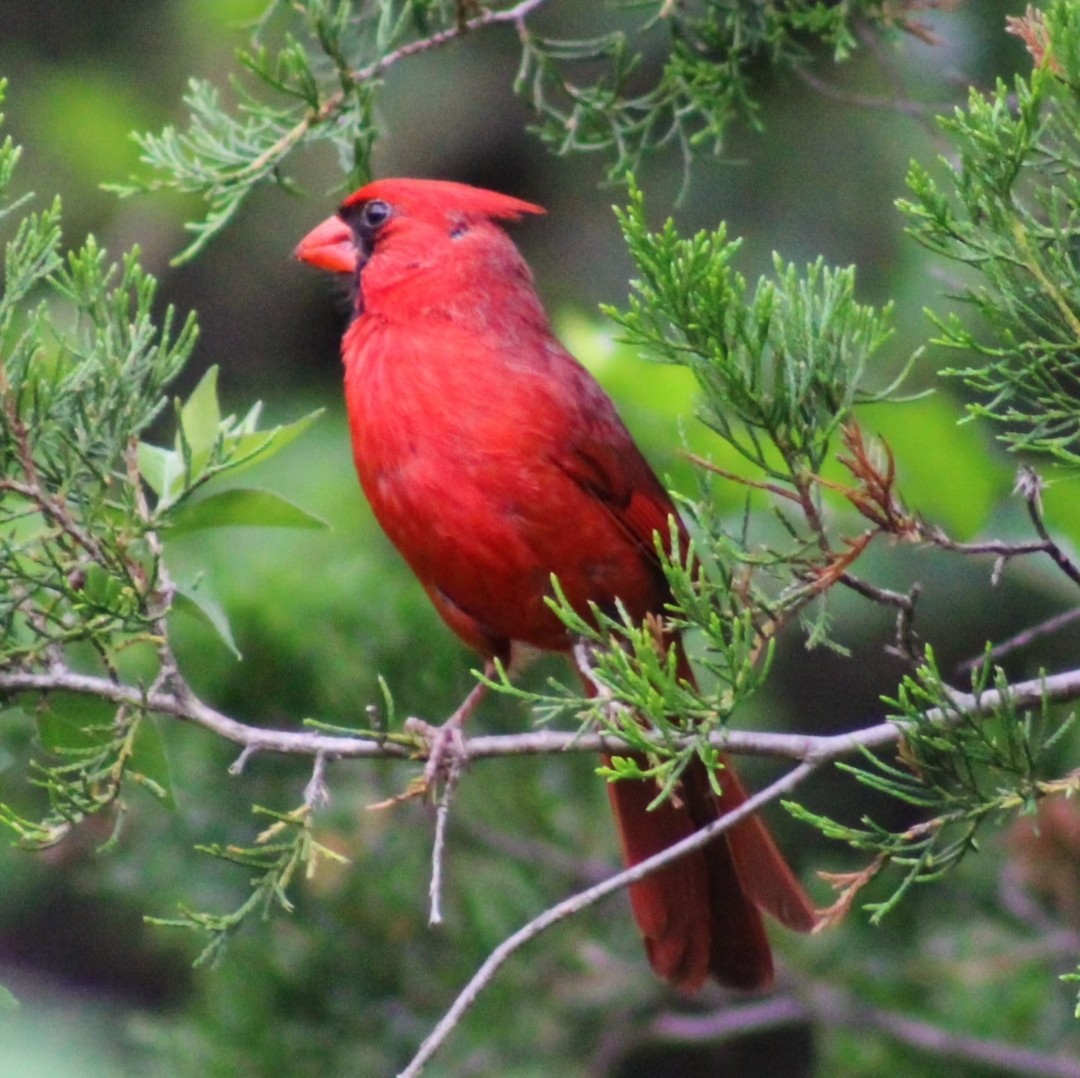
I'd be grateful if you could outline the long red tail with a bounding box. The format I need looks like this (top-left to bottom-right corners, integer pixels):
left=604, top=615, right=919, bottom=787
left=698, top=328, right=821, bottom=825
left=592, top=656, right=817, bottom=991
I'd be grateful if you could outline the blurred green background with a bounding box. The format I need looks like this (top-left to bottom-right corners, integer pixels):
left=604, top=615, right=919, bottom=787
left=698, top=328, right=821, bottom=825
left=4, top=2, right=1080, bottom=1076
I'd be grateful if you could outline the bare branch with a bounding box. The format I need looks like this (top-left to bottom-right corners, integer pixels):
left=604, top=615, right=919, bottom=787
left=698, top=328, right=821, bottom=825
left=651, top=993, right=809, bottom=1043
left=652, top=982, right=1080, bottom=1078
left=6, top=663, right=1080, bottom=766
left=811, top=983, right=1080, bottom=1078
left=957, top=605, right=1080, bottom=675
left=395, top=760, right=819, bottom=1078
left=1018, top=466, right=1080, bottom=589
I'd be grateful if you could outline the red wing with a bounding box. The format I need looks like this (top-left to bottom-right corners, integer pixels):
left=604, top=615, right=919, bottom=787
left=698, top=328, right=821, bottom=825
left=557, top=438, right=692, bottom=588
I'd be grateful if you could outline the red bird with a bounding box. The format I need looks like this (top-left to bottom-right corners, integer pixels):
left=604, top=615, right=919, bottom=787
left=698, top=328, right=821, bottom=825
left=296, top=178, right=816, bottom=991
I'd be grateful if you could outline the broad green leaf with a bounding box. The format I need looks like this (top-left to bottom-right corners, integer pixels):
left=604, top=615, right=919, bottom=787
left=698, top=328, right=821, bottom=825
left=136, top=440, right=170, bottom=497
left=138, top=408, right=323, bottom=510
left=137, top=440, right=185, bottom=505
left=172, top=582, right=242, bottom=659
left=223, top=408, right=324, bottom=473
left=178, top=365, right=221, bottom=460
left=0, top=984, right=18, bottom=1011
left=166, top=487, right=328, bottom=535
left=130, top=717, right=177, bottom=811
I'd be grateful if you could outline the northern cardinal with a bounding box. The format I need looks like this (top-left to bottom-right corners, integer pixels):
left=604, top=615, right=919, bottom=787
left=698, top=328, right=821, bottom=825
left=296, top=178, right=816, bottom=990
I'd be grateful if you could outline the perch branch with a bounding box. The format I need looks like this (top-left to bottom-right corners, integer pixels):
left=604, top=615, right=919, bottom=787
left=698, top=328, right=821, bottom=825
left=6, top=664, right=1080, bottom=765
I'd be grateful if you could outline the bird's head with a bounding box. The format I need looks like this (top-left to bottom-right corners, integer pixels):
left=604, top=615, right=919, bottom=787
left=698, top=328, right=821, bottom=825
left=295, top=178, right=544, bottom=284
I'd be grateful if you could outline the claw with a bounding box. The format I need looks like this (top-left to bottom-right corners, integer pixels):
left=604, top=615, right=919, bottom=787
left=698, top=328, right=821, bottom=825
left=370, top=675, right=491, bottom=807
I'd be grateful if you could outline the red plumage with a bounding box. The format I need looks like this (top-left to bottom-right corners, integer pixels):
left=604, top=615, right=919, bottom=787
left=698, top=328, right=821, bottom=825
left=297, top=178, right=816, bottom=990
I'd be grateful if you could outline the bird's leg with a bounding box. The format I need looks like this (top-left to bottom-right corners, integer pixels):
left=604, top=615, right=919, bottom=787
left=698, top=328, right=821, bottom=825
left=573, top=638, right=609, bottom=699
left=572, top=637, right=632, bottom=723
left=403, top=664, right=493, bottom=794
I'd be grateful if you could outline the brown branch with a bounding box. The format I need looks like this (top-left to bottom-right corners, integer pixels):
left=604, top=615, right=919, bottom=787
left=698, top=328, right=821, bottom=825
left=681, top=453, right=801, bottom=503
left=395, top=759, right=820, bottom=1078
left=957, top=605, right=1080, bottom=675
left=6, top=664, right=1080, bottom=766
left=226, top=0, right=552, bottom=185
left=652, top=982, right=1080, bottom=1078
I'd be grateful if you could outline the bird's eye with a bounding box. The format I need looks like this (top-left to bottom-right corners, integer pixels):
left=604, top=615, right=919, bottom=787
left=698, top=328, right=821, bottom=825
left=359, top=199, right=392, bottom=231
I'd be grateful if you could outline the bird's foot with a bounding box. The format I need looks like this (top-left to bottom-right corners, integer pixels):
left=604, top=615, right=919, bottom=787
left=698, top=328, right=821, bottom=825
left=370, top=677, right=489, bottom=806
left=404, top=713, right=471, bottom=794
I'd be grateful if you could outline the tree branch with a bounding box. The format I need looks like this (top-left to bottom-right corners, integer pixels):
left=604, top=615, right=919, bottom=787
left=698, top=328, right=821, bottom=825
left=231, top=0, right=552, bottom=185
left=395, top=759, right=820, bottom=1078
left=652, top=982, right=1080, bottom=1078
left=5, top=663, right=1080, bottom=765
left=812, top=983, right=1080, bottom=1078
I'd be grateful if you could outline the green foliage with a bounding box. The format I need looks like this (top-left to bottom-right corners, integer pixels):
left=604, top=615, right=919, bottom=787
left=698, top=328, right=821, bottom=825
left=900, top=0, right=1080, bottom=464
left=0, top=99, right=326, bottom=853
left=0, top=139, right=197, bottom=673
left=518, top=0, right=873, bottom=183
left=148, top=802, right=348, bottom=967
left=611, top=182, right=903, bottom=481
left=604, top=180, right=916, bottom=660
left=115, top=0, right=904, bottom=261
left=136, top=365, right=324, bottom=517
left=526, top=533, right=772, bottom=808
left=789, top=648, right=1076, bottom=922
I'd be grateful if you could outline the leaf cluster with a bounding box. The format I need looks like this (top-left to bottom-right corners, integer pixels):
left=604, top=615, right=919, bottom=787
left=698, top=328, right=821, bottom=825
left=115, top=0, right=905, bottom=261
left=900, top=0, right=1080, bottom=463
left=790, top=648, right=1076, bottom=922
left=147, top=803, right=347, bottom=967
left=0, top=100, right=325, bottom=847
left=518, top=0, right=873, bottom=183
left=1, top=80, right=197, bottom=671
left=608, top=181, right=908, bottom=654
left=526, top=534, right=770, bottom=805
left=110, top=0, right=378, bottom=262
left=610, top=181, right=900, bottom=483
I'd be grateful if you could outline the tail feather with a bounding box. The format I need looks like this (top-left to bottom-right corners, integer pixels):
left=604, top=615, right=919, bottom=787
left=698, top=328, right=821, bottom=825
left=604, top=754, right=773, bottom=990
left=717, top=765, right=820, bottom=933
left=586, top=648, right=817, bottom=991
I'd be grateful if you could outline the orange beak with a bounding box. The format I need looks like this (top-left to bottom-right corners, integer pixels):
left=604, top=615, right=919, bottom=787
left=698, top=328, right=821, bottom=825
left=294, top=214, right=357, bottom=274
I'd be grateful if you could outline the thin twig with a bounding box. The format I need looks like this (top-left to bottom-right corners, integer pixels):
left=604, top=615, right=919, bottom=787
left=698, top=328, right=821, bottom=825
left=395, top=760, right=819, bottom=1078
left=793, top=64, right=956, bottom=118
left=428, top=752, right=463, bottom=927
left=840, top=572, right=912, bottom=611
left=304, top=751, right=331, bottom=809
left=957, top=605, right=1080, bottom=675
left=920, top=527, right=1055, bottom=559
left=223, top=0, right=552, bottom=186
left=1018, top=466, right=1080, bottom=589
left=681, top=453, right=801, bottom=503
